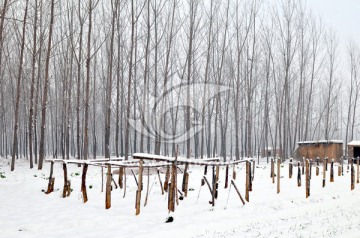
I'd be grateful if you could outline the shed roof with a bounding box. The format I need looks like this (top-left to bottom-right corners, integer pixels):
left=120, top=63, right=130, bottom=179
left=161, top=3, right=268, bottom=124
left=348, top=141, right=360, bottom=146
left=298, top=140, right=343, bottom=145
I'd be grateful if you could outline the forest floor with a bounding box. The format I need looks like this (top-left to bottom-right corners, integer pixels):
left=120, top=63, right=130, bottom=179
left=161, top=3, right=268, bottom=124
left=1, top=157, right=360, bottom=238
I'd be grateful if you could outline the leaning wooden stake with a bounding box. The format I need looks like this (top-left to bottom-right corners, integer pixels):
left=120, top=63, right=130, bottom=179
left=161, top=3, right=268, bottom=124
left=322, top=158, right=326, bottom=188
left=105, top=164, right=112, bottom=209
left=135, top=160, right=144, bottom=215
left=297, top=161, right=301, bottom=187
left=306, top=159, right=310, bottom=198
left=289, top=159, right=293, bottom=179
left=81, top=163, right=89, bottom=203
left=231, top=180, right=245, bottom=205
left=46, top=161, right=55, bottom=194
left=330, top=159, right=334, bottom=182
left=144, top=167, right=150, bottom=206
left=351, top=159, right=355, bottom=190
left=232, top=164, right=236, bottom=180
left=245, top=161, right=250, bottom=202
left=157, top=169, right=164, bottom=195
left=277, top=159, right=280, bottom=194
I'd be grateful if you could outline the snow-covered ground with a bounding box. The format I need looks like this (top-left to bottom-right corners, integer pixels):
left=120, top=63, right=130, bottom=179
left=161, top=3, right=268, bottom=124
left=1, top=157, right=360, bottom=238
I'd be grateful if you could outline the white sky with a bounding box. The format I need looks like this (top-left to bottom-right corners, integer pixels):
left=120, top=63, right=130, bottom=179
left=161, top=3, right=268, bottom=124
left=307, top=0, right=360, bottom=47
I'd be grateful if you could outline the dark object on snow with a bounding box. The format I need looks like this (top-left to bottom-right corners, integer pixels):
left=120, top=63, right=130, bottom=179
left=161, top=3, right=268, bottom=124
left=166, top=216, right=174, bottom=223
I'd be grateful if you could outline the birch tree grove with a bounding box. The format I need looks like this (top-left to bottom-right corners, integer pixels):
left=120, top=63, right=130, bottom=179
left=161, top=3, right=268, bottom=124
left=2, top=0, right=360, bottom=170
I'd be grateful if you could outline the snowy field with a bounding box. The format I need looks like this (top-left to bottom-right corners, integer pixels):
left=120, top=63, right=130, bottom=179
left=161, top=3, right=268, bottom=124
left=1, top=157, right=360, bottom=238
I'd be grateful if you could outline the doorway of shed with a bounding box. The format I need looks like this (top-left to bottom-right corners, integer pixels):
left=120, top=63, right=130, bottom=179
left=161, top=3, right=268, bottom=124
left=353, top=147, right=360, bottom=158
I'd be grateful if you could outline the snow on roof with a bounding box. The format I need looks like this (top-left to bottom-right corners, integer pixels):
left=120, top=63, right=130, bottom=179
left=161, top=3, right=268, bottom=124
left=348, top=141, right=360, bottom=146
left=298, top=140, right=343, bottom=145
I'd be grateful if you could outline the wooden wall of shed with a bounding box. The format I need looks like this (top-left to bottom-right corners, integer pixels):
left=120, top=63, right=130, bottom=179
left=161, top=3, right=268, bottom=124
left=348, top=146, right=354, bottom=158
left=293, top=143, right=343, bottom=163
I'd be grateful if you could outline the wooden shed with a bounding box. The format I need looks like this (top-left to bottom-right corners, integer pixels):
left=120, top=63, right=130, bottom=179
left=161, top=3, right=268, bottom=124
left=292, top=140, right=343, bottom=163
left=348, top=141, right=360, bottom=158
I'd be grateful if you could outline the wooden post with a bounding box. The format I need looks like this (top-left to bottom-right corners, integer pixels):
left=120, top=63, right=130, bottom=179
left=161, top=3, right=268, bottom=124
left=277, top=159, right=280, bottom=194
left=135, top=160, right=144, bottom=215
left=351, top=159, right=355, bottom=190
left=245, top=161, right=250, bottom=202
left=330, top=159, right=334, bottom=182
left=249, top=161, right=252, bottom=192
left=157, top=169, right=164, bottom=195
left=66, top=180, right=71, bottom=197
left=211, top=166, right=216, bottom=206
left=338, top=165, right=341, bottom=176
left=232, top=164, right=236, bottom=180
left=271, top=159, right=274, bottom=183
left=309, top=160, right=312, bottom=179
left=301, top=157, right=305, bottom=175
left=297, top=161, right=301, bottom=187
left=144, top=167, right=150, bottom=206
left=184, top=172, right=189, bottom=197
left=81, top=163, right=89, bottom=203
left=224, top=165, right=229, bottom=189
left=164, top=165, right=170, bottom=192
left=316, top=157, right=319, bottom=176
left=306, top=159, right=310, bottom=198
left=46, top=161, right=55, bottom=194
left=325, top=157, right=328, bottom=171
left=168, top=155, right=177, bottom=212
left=101, top=166, right=104, bottom=193
left=230, top=180, right=245, bottom=205
left=62, top=163, right=69, bottom=198
left=105, top=164, right=112, bottom=209
left=289, top=159, right=293, bottom=179
left=215, top=165, right=220, bottom=182
left=357, top=157, right=359, bottom=183
left=322, top=158, right=326, bottom=188
left=252, top=160, right=255, bottom=181
left=118, top=167, right=124, bottom=189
